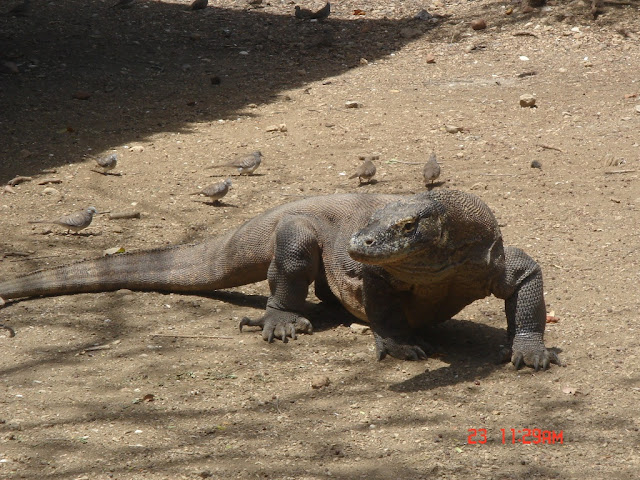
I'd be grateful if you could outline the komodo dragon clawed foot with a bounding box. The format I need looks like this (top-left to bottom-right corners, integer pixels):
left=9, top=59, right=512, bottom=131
left=500, top=335, right=565, bottom=371
left=238, top=308, right=313, bottom=343
left=373, top=332, right=435, bottom=361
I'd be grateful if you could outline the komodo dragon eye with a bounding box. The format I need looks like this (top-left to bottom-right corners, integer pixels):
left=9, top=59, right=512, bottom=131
left=402, top=221, right=416, bottom=233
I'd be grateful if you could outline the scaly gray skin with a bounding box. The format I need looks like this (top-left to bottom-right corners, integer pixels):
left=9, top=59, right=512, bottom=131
left=0, top=190, right=561, bottom=370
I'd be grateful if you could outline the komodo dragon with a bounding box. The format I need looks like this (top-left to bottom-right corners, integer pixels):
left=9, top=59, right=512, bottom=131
left=0, top=190, right=562, bottom=370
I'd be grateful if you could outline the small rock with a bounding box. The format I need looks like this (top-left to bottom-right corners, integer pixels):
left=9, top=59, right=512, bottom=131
left=471, top=19, right=487, bottom=31
left=42, top=187, right=60, bottom=196
left=103, top=247, right=125, bottom=256
left=311, top=376, right=330, bottom=389
left=445, top=125, right=463, bottom=134
left=345, top=101, right=362, bottom=109
left=3, top=185, right=16, bottom=194
left=130, top=145, right=144, bottom=152
left=414, top=9, right=433, bottom=20
left=210, top=76, right=221, bottom=85
left=519, top=94, right=536, bottom=108
left=265, top=124, right=287, bottom=132
left=349, top=323, right=371, bottom=335
left=531, top=160, right=542, bottom=169
left=359, top=58, right=368, bottom=65
left=72, top=91, right=91, bottom=100
left=1, top=61, right=19, bottom=74
left=425, top=53, right=436, bottom=64
left=635, top=105, right=640, bottom=114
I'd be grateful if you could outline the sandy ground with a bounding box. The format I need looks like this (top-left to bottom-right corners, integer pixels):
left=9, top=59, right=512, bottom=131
left=1, top=0, right=639, bottom=478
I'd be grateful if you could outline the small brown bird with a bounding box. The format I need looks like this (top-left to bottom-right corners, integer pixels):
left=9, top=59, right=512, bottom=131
left=190, top=179, right=232, bottom=203
left=423, top=153, right=441, bottom=188
left=29, top=207, right=98, bottom=234
left=349, top=156, right=377, bottom=184
left=189, top=0, right=208, bottom=10
left=207, top=151, right=263, bottom=175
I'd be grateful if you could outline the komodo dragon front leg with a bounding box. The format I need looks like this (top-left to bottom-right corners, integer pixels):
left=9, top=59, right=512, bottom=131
left=361, top=271, right=435, bottom=361
left=239, top=215, right=319, bottom=342
left=493, top=246, right=564, bottom=370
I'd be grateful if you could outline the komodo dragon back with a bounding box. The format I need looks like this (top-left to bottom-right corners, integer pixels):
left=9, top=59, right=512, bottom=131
left=0, top=194, right=393, bottom=303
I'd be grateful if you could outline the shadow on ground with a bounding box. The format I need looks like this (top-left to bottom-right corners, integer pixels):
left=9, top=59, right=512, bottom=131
left=0, top=0, right=443, bottom=183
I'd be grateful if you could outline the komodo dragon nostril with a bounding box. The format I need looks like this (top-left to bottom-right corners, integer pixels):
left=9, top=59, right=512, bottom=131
left=364, top=239, right=374, bottom=246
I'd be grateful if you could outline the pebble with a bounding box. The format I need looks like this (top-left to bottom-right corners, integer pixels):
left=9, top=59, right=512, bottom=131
left=531, top=160, right=542, bottom=169
left=42, top=187, right=60, bottom=196
left=415, top=9, right=433, bottom=20
left=265, top=124, right=287, bottom=132
left=445, top=125, right=463, bottom=134
left=311, top=376, right=330, bottom=389
left=72, top=91, right=91, bottom=100
left=635, top=105, right=640, bottom=114
left=519, top=94, right=536, bottom=108
left=1, top=61, right=19, bottom=74
left=426, top=53, right=436, bottom=64
left=345, top=101, right=362, bottom=109
left=349, top=323, right=371, bottom=335
left=471, top=19, right=487, bottom=31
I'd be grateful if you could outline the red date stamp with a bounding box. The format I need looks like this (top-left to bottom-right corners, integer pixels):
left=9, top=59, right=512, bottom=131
left=468, top=428, right=563, bottom=445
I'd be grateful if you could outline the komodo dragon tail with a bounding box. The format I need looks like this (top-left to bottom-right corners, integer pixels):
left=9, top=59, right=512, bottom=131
left=0, top=224, right=275, bottom=303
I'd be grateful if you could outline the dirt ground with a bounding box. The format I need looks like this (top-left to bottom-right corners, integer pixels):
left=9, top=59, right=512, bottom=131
left=1, top=0, right=639, bottom=478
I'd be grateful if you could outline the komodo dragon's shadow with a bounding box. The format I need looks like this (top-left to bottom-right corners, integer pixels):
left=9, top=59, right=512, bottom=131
left=388, top=319, right=564, bottom=392
left=203, top=291, right=559, bottom=386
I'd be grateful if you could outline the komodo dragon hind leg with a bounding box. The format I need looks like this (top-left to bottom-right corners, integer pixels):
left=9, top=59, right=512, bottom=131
left=238, top=216, right=320, bottom=343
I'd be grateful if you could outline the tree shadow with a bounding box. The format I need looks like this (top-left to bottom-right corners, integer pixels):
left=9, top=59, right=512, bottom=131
left=0, top=0, right=444, bottom=183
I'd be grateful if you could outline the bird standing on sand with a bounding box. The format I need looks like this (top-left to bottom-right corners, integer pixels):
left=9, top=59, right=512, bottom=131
left=423, top=152, right=441, bottom=187
left=207, top=151, right=263, bottom=175
left=349, top=156, right=377, bottom=184
left=190, top=179, right=232, bottom=203
left=29, top=207, right=98, bottom=234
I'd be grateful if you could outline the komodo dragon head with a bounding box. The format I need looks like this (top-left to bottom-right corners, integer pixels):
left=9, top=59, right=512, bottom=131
left=348, top=193, right=448, bottom=270
left=347, top=190, right=500, bottom=276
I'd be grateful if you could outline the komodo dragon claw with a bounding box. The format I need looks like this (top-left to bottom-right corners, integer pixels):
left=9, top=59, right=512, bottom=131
left=500, top=338, right=565, bottom=371
left=238, top=309, right=313, bottom=343
left=374, top=332, right=434, bottom=361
